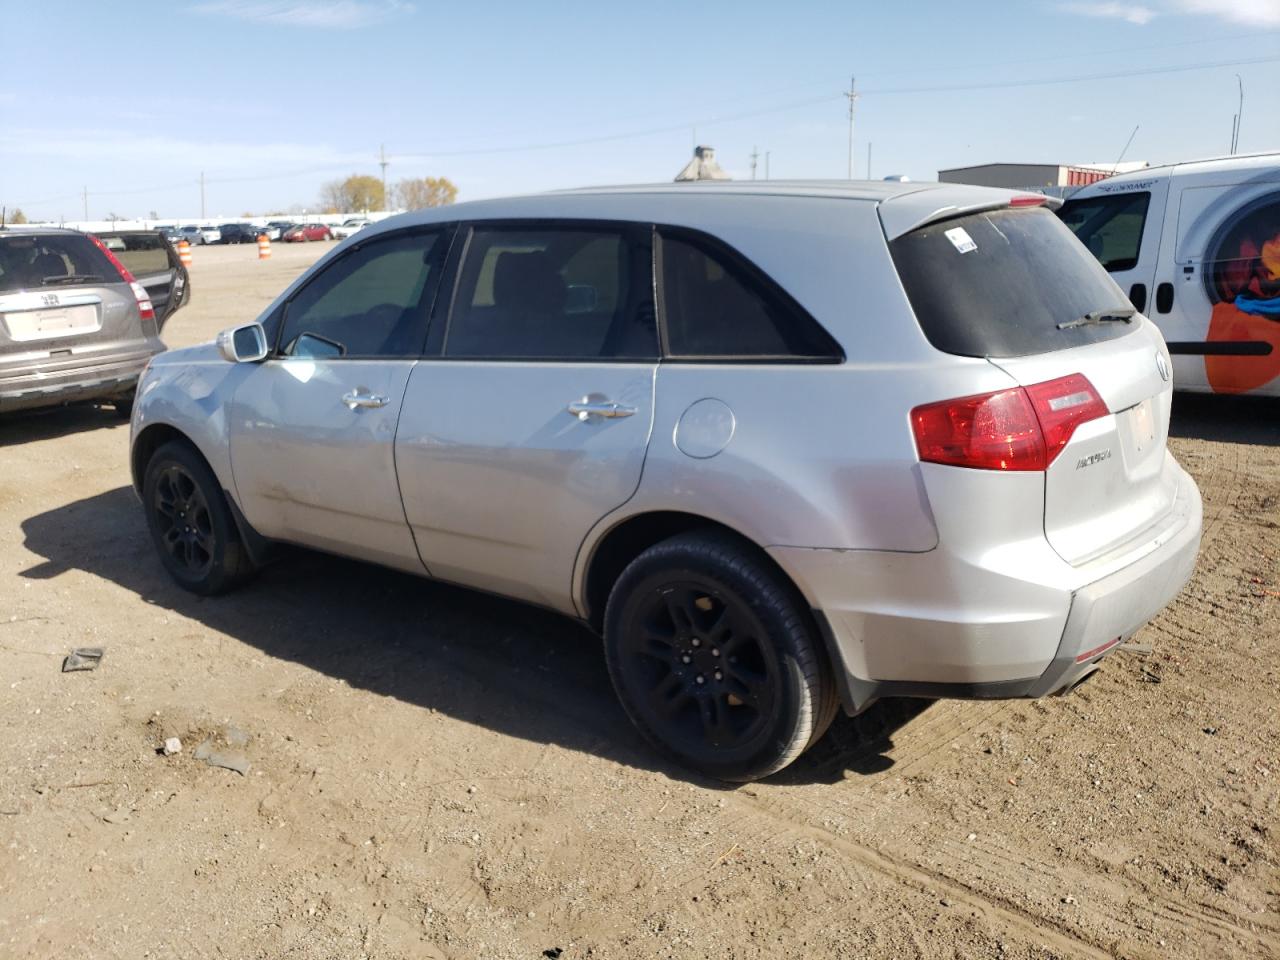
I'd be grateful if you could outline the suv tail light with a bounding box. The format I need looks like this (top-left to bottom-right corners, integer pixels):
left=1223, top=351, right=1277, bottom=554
left=89, top=234, right=155, bottom=322
left=912, top=374, right=1109, bottom=472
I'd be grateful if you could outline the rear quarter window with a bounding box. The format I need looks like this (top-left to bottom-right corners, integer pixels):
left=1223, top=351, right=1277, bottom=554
left=1058, top=191, right=1151, bottom=272
left=890, top=207, right=1136, bottom=359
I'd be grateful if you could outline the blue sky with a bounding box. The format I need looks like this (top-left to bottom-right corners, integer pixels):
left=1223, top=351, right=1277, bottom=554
left=2, top=0, right=1278, bottom=221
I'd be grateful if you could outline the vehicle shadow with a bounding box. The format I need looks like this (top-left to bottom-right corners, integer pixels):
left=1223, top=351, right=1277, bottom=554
left=19, top=486, right=928, bottom=787
left=0, top=404, right=126, bottom=446
left=1169, top=393, right=1280, bottom=447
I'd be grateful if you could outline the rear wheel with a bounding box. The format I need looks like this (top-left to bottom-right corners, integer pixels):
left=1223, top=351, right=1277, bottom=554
left=604, top=530, right=837, bottom=782
left=142, top=441, right=254, bottom=595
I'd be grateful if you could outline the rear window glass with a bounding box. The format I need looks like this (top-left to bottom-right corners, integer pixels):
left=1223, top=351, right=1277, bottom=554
left=890, top=207, right=1135, bottom=358
left=0, top=233, right=120, bottom=294
left=98, top=233, right=171, bottom=275
left=1058, top=191, right=1151, bottom=272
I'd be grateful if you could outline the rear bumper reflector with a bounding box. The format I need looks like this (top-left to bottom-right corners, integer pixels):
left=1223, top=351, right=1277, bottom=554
left=1075, top=635, right=1123, bottom=663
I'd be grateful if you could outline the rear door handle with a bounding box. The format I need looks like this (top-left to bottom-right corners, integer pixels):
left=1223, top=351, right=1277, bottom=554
left=567, top=397, right=636, bottom=421
left=342, top=388, right=388, bottom=410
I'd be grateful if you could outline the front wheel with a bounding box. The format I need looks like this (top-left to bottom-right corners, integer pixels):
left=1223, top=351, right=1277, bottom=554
left=604, top=530, right=837, bottom=782
left=142, top=441, right=255, bottom=595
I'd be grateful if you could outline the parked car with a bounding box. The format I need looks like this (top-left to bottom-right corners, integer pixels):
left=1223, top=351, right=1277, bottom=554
left=330, top=218, right=370, bottom=240
left=1060, top=151, right=1280, bottom=397
left=282, top=223, right=332, bottom=242
left=217, top=223, right=261, bottom=245
left=129, top=182, right=1203, bottom=781
left=158, top=226, right=184, bottom=245
left=257, top=224, right=283, bottom=241
left=95, top=229, right=191, bottom=330
left=178, top=225, right=220, bottom=246
left=265, top=221, right=295, bottom=240
left=1, top=227, right=164, bottom=415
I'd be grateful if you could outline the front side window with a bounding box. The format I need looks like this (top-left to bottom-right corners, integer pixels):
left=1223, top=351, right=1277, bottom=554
left=445, top=225, right=656, bottom=360
left=278, top=229, right=447, bottom=358
left=1058, top=191, right=1151, bottom=273
left=658, top=230, right=841, bottom=360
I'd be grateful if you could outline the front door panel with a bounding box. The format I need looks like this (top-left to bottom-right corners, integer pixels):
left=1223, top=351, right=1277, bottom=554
left=229, top=358, right=422, bottom=572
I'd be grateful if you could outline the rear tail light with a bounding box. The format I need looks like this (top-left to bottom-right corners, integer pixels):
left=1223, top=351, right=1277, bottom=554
left=90, top=234, right=155, bottom=322
left=912, top=374, right=1109, bottom=472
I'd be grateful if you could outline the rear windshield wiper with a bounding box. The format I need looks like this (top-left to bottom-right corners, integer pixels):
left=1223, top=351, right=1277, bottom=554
left=1057, top=307, right=1137, bottom=330
left=40, top=274, right=105, bottom=286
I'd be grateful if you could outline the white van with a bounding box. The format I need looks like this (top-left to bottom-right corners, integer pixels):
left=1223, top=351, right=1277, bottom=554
left=1060, top=153, right=1280, bottom=397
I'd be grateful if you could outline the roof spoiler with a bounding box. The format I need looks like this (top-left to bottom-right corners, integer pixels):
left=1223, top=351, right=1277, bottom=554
left=878, top=192, right=1062, bottom=241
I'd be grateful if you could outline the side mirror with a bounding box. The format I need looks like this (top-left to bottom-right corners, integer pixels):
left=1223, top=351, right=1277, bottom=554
left=216, top=322, right=269, bottom=363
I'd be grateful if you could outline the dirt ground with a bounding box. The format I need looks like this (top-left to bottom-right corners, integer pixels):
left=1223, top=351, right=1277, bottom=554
left=1, top=240, right=1277, bottom=960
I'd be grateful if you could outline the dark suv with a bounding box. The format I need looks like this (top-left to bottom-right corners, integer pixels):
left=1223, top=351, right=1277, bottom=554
left=218, top=223, right=260, bottom=245
left=0, top=228, right=170, bottom=415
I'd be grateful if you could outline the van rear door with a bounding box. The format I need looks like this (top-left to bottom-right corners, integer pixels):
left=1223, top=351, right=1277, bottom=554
left=890, top=205, right=1181, bottom=567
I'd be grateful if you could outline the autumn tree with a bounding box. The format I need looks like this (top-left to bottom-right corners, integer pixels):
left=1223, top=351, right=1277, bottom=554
left=320, top=174, right=385, bottom=213
left=394, top=176, right=457, bottom=210
left=3, top=207, right=27, bottom=224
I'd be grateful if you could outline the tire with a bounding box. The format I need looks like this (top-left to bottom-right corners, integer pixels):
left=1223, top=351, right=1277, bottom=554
left=142, top=440, right=254, bottom=595
left=604, top=530, right=837, bottom=782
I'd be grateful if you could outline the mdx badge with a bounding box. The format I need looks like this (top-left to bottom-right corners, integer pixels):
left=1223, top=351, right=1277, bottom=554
left=40, top=293, right=59, bottom=306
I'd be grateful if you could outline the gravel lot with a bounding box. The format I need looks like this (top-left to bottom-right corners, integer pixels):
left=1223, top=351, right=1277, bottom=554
left=1, top=240, right=1277, bottom=959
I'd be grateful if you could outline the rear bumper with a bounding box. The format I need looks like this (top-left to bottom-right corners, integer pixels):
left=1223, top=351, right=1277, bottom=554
left=771, top=463, right=1203, bottom=713
left=0, top=350, right=159, bottom=413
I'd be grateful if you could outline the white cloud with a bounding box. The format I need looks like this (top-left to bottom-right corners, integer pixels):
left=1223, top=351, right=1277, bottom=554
left=1060, top=3, right=1159, bottom=24
left=1171, top=0, right=1280, bottom=26
left=192, top=0, right=413, bottom=29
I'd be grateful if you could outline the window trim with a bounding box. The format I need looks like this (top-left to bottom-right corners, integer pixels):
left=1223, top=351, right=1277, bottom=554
left=653, top=225, right=845, bottom=364
left=434, top=219, right=659, bottom=363
left=271, top=223, right=456, bottom=360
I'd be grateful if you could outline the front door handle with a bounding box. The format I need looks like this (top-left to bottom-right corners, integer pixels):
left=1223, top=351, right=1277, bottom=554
left=567, top=397, right=636, bottom=421
left=342, top=388, right=389, bottom=410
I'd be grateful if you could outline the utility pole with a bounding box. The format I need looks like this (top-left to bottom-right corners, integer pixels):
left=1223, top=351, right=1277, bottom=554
left=749, top=146, right=759, bottom=180
left=844, top=75, right=859, bottom=179
left=1231, top=75, right=1244, bottom=154
left=378, top=144, right=390, bottom=206
left=82, top=186, right=88, bottom=222
left=764, top=151, right=771, bottom=180
left=867, top=142, right=873, bottom=180
left=199, top=171, right=206, bottom=219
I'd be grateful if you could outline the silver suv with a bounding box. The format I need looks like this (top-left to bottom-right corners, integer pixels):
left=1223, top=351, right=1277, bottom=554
left=129, top=182, right=1203, bottom=781
left=1, top=228, right=165, bottom=414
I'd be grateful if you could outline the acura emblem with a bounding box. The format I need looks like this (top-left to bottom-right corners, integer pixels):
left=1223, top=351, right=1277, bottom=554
left=1156, top=352, right=1170, bottom=382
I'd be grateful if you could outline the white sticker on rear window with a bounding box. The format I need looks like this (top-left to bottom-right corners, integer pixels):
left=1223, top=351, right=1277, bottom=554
left=944, top=227, right=977, bottom=254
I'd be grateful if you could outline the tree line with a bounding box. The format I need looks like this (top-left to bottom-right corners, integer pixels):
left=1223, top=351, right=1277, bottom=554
left=320, top=175, right=457, bottom=214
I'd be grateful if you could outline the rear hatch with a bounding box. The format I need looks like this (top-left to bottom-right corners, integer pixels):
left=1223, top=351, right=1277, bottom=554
left=96, top=230, right=190, bottom=329
left=0, top=231, right=155, bottom=375
left=890, top=204, right=1179, bottom=566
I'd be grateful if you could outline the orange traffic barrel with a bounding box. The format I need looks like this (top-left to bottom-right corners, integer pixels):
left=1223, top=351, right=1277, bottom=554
left=257, top=234, right=271, bottom=260
left=177, top=239, right=192, bottom=266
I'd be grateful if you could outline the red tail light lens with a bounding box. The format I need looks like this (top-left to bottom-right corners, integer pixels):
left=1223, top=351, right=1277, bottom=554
left=1024, top=373, right=1110, bottom=464
left=89, top=234, right=155, bottom=322
left=912, top=374, right=1108, bottom=472
left=1009, top=194, right=1047, bottom=207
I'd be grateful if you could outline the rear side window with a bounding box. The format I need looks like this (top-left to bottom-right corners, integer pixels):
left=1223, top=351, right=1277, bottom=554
left=0, top=234, right=120, bottom=294
left=1058, top=191, right=1151, bottom=272
left=890, top=208, right=1135, bottom=359
left=445, top=225, right=657, bottom=360
left=658, top=230, right=841, bottom=361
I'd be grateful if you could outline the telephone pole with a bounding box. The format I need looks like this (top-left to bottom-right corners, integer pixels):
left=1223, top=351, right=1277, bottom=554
left=844, top=75, right=859, bottom=179
left=199, top=171, right=206, bottom=219
left=82, top=186, right=88, bottom=222
left=764, top=151, right=771, bottom=180
left=749, top=145, right=759, bottom=180
left=378, top=144, right=390, bottom=205
left=867, top=142, right=873, bottom=180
